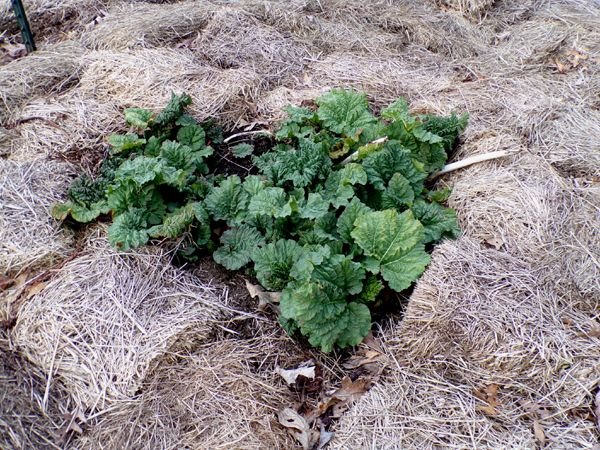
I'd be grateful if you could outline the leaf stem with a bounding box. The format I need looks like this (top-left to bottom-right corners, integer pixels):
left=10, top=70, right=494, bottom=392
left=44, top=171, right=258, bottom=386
left=223, top=130, right=273, bottom=144
left=429, top=149, right=519, bottom=179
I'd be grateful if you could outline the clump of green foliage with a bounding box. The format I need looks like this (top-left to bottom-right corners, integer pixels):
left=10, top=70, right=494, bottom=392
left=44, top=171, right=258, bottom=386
left=53, top=90, right=467, bottom=352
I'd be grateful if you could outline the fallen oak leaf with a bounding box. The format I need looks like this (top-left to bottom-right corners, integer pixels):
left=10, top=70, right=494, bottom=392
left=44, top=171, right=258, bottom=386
left=245, top=280, right=281, bottom=311
left=309, top=376, right=372, bottom=421
left=277, top=408, right=318, bottom=450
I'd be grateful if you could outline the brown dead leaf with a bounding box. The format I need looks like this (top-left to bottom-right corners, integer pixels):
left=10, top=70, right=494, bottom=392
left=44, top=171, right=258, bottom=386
left=555, top=58, right=569, bottom=74
left=0, top=275, right=14, bottom=292
left=474, top=383, right=502, bottom=415
left=276, top=361, right=316, bottom=386
left=310, top=376, right=372, bottom=420
left=476, top=404, right=499, bottom=416
left=533, top=420, right=546, bottom=445
left=25, top=281, right=47, bottom=299
left=245, top=280, right=280, bottom=311
left=577, top=322, right=600, bottom=339
left=277, top=408, right=318, bottom=450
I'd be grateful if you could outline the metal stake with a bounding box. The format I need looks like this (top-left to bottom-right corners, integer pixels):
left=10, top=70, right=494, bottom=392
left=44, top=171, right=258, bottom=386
left=12, top=0, right=36, bottom=53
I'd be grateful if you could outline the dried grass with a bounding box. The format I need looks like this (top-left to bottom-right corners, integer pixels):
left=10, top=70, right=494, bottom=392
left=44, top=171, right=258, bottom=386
left=84, top=1, right=216, bottom=49
left=74, top=334, right=299, bottom=449
left=2, top=0, right=600, bottom=448
left=332, top=145, right=600, bottom=448
left=0, top=41, right=84, bottom=123
left=11, top=230, right=230, bottom=410
left=0, top=332, right=75, bottom=450
left=0, top=158, right=76, bottom=275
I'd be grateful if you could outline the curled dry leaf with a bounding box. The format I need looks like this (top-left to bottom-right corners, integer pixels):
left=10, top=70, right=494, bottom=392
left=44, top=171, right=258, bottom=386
left=276, top=361, right=316, bottom=386
left=474, top=383, right=501, bottom=416
left=277, top=408, right=318, bottom=450
left=533, top=419, right=546, bottom=446
left=245, top=279, right=281, bottom=311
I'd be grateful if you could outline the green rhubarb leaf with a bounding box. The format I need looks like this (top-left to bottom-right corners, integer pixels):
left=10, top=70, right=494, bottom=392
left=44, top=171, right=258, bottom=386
left=322, top=163, right=368, bottom=208
left=115, top=156, right=164, bottom=185
left=255, top=138, right=331, bottom=188
left=108, top=133, right=146, bottom=155
left=231, top=143, right=254, bottom=158
left=125, top=108, right=153, bottom=129
left=411, top=199, right=460, bottom=244
left=70, top=201, right=109, bottom=223
left=150, top=202, right=201, bottom=238
left=336, top=197, right=373, bottom=244
left=177, top=125, right=206, bottom=151
left=312, top=254, right=366, bottom=295
left=108, top=209, right=150, bottom=250
left=252, top=239, right=305, bottom=291
left=213, top=225, right=265, bottom=270
left=382, top=172, right=414, bottom=209
left=248, top=187, right=292, bottom=218
left=316, top=89, right=377, bottom=136
left=356, top=276, right=384, bottom=303
left=204, top=175, right=249, bottom=224
left=153, top=93, right=192, bottom=128
left=351, top=209, right=430, bottom=292
left=362, top=142, right=426, bottom=194
left=280, top=282, right=371, bottom=352
left=300, top=192, right=330, bottom=219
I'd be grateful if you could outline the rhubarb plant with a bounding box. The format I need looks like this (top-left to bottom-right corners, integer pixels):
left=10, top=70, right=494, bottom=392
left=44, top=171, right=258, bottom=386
left=53, top=90, right=467, bottom=352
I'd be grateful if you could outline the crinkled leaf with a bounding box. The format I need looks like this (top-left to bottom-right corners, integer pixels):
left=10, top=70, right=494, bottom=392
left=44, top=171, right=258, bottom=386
left=276, top=106, right=318, bottom=140
left=242, top=175, right=267, bottom=196
left=177, top=125, right=206, bottom=151
left=336, top=198, right=373, bottom=244
left=382, top=172, right=414, bottom=209
left=351, top=209, right=429, bottom=291
left=108, top=209, right=149, bottom=250
left=322, top=163, right=367, bottom=208
left=252, top=239, right=305, bottom=291
left=255, top=138, right=331, bottom=188
left=248, top=187, right=292, bottom=218
left=70, top=201, right=109, bottom=223
left=356, top=276, right=384, bottom=303
left=312, top=254, right=365, bottom=295
left=289, top=244, right=330, bottom=281
left=159, top=141, right=196, bottom=172
left=300, top=193, right=330, bottom=219
left=150, top=202, right=200, bottom=238
left=427, top=187, right=452, bottom=203
left=280, top=282, right=371, bottom=352
left=362, top=142, right=426, bottom=194
left=213, top=225, right=265, bottom=270
left=351, top=209, right=424, bottom=260
left=379, top=245, right=430, bottom=292
left=115, top=156, right=164, bottom=185
left=411, top=199, right=460, bottom=243
left=421, top=112, right=468, bottom=152
left=316, top=89, right=377, bottom=136
left=153, top=93, right=192, bottom=128
left=108, top=133, right=146, bottom=155
left=231, top=143, right=254, bottom=158
left=204, top=175, right=249, bottom=224
left=125, top=108, right=153, bottom=129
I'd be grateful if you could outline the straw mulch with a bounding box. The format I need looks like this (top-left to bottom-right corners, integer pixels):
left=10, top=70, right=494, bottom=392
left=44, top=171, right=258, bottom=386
left=0, top=0, right=598, bottom=448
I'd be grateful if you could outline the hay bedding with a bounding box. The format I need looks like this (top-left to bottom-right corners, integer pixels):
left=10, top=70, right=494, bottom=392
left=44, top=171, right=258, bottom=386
left=0, top=0, right=599, bottom=448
